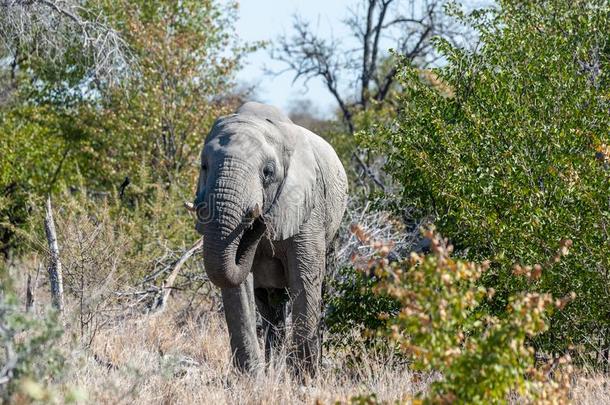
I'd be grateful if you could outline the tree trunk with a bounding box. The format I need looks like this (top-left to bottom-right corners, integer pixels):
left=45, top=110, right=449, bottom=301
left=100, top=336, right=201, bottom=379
left=44, top=195, right=64, bottom=315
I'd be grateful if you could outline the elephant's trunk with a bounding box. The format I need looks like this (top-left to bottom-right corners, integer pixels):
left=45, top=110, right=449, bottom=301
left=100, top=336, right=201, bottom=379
left=203, top=218, right=265, bottom=288
left=200, top=162, right=265, bottom=288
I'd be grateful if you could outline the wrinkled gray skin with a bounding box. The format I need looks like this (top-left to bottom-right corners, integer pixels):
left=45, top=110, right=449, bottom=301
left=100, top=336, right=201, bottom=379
left=193, top=102, right=348, bottom=375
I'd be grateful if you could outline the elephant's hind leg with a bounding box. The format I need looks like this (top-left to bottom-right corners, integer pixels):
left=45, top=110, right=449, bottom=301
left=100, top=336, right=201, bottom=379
left=255, top=287, right=288, bottom=362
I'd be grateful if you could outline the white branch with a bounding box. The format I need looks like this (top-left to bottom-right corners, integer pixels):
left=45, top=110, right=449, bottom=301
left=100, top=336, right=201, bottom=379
left=44, top=195, right=64, bottom=315
left=151, top=238, right=204, bottom=313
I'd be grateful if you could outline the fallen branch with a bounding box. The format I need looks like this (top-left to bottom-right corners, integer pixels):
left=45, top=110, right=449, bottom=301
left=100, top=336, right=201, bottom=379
left=150, top=238, right=204, bottom=313
left=25, top=274, right=34, bottom=312
left=93, top=353, right=119, bottom=371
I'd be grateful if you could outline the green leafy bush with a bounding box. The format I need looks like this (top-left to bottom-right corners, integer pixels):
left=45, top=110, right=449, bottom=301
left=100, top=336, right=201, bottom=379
left=364, top=230, right=572, bottom=404
left=0, top=294, right=65, bottom=402
left=0, top=0, right=254, bottom=256
left=324, top=266, right=399, bottom=350
left=361, top=0, right=610, bottom=361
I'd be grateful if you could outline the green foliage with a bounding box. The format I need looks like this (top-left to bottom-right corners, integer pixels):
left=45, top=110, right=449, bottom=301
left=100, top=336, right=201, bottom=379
left=0, top=104, right=101, bottom=255
left=368, top=230, right=571, bottom=404
left=95, top=0, right=255, bottom=184
left=0, top=0, right=254, bottom=256
left=0, top=294, right=65, bottom=402
left=324, top=266, right=399, bottom=350
left=361, top=0, right=610, bottom=361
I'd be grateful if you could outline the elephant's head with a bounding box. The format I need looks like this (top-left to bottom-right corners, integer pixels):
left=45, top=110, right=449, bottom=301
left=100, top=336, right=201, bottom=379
left=192, top=102, right=317, bottom=288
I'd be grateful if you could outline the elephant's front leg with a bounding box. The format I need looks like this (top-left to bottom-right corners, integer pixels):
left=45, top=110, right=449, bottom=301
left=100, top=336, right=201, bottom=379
left=221, top=273, right=262, bottom=372
left=287, top=236, right=325, bottom=376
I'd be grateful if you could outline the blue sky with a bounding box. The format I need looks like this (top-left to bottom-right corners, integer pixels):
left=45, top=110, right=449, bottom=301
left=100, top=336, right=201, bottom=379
left=233, top=0, right=354, bottom=117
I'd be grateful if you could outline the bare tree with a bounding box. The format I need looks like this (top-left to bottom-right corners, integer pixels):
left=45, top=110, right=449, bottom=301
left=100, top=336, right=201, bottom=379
left=0, top=0, right=132, bottom=101
left=272, top=0, right=463, bottom=191
left=273, top=0, right=460, bottom=134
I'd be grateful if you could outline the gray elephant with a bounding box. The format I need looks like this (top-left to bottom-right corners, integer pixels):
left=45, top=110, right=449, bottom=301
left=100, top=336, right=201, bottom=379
left=190, top=102, right=348, bottom=374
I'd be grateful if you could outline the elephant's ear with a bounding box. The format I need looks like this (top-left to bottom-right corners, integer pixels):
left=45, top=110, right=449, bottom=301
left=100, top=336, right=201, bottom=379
left=265, top=124, right=318, bottom=241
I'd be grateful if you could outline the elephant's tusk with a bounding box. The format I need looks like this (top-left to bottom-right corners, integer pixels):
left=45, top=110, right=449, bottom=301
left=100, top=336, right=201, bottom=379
left=184, top=201, right=196, bottom=212
left=249, top=203, right=262, bottom=219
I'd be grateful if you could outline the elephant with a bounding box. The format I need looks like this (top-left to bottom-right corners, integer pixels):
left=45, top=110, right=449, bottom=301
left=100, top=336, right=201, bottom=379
left=190, top=101, right=348, bottom=375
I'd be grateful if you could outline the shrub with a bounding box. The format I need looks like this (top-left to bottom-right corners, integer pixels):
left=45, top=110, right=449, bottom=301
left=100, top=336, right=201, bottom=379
left=0, top=294, right=65, bottom=402
left=361, top=0, right=610, bottom=362
left=0, top=0, right=254, bottom=256
left=51, top=194, right=131, bottom=344
left=18, top=181, right=206, bottom=346
left=325, top=266, right=399, bottom=350
left=325, top=202, right=421, bottom=350
left=363, top=229, right=573, bottom=404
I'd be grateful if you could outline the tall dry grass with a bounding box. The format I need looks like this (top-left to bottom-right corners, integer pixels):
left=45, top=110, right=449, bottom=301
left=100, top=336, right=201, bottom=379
left=61, top=306, right=428, bottom=404
left=10, top=265, right=610, bottom=404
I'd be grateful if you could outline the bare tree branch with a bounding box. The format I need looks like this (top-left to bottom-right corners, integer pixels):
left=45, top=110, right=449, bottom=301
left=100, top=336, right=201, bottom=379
left=271, top=0, right=464, bottom=191
left=272, top=17, right=355, bottom=132
left=381, top=16, right=426, bottom=29
left=151, top=238, right=204, bottom=313
left=361, top=0, right=376, bottom=107
left=368, top=0, right=394, bottom=102
left=272, top=0, right=460, bottom=134
left=0, top=0, right=133, bottom=86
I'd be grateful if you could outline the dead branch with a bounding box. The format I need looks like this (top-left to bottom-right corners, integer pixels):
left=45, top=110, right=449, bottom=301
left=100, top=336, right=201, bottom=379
left=25, top=274, right=34, bottom=312
left=351, top=151, right=387, bottom=192
left=150, top=238, right=204, bottom=313
left=44, top=195, right=64, bottom=315
left=0, top=0, right=133, bottom=86
left=93, top=352, right=119, bottom=371
left=272, top=0, right=458, bottom=133
left=333, top=198, right=431, bottom=275
left=271, top=0, right=465, bottom=192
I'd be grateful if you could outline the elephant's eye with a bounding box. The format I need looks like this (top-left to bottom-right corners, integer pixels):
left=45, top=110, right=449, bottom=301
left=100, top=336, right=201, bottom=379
left=262, top=162, right=275, bottom=180
left=201, top=163, right=207, bottom=171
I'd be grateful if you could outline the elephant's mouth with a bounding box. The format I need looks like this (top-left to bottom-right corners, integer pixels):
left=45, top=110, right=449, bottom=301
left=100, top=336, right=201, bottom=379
left=235, top=218, right=266, bottom=266
left=201, top=204, right=267, bottom=289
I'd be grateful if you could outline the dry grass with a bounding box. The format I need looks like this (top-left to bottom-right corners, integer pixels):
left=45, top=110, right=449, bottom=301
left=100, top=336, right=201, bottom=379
left=4, top=200, right=432, bottom=404
left=10, top=256, right=610, bottom=405
left=7, top=254, right=425, bottom=404
left=571, top=374, right=610, bottom=404
left=58, top=306, right=425, bottom=405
